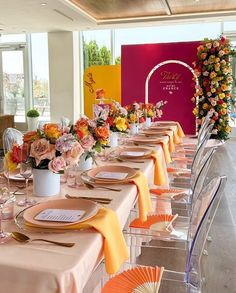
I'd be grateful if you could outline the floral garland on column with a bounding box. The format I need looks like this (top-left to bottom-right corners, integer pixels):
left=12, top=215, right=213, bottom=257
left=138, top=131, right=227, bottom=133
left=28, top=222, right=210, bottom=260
left=192, top=35, right=235, bottom=140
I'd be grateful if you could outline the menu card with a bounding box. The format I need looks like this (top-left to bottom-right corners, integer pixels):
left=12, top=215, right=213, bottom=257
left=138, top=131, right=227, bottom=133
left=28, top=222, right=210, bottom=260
left=35, top=209, right=86, bottom=223
left=95, top=171, right=128, bottom=180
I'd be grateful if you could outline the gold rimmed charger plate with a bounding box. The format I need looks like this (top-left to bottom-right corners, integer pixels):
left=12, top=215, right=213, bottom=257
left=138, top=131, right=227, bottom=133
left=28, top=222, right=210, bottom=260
left=84, top=165, right=137, bottom=184
left=118, top=147, right=152, bottom=159
left=132, top=136, right=163, bottom=145
left=141, top=129, right=170, bottom=136
left=23, top=199, right=99, bottom=228
left=15, top=208, right=74, bottom=234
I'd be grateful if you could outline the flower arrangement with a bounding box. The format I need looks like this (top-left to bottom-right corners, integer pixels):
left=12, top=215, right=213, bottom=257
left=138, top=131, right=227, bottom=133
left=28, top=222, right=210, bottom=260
left=5, top=118, right=110, bottom=173
left=124, top=102, right=143, bottom=124
left=192, top=35, right=236, bottom=140
left=4, top=144, right=22, bottom=171
left=95, top=88, right=106, bottom=104
left=73, top=116, right=110, bottom=156
left=106, top=102, right=129, bottom=132
left=139, top=100, right=168, bottom=120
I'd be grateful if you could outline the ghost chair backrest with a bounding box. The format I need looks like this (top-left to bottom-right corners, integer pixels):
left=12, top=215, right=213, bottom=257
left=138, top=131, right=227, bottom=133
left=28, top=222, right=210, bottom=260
left=190, top=148, right=216, bottom=206
left=3, top=128, right=23, bottom=154
left=186, top=176, right=227, bottom=291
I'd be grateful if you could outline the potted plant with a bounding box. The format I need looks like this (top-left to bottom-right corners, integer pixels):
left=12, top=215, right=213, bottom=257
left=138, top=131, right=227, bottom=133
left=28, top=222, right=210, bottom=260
left=26, top=109, right=40, bottom=131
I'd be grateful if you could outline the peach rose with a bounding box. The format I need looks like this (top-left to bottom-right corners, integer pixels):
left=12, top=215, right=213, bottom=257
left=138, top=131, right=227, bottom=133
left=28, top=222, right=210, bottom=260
left=48, top=156, right=66, bottom=173
left=80, top=135, right=95, bottom=151
left=62, top=141, right=84, bottom=165
left=30, top=138, right=56, bottom=166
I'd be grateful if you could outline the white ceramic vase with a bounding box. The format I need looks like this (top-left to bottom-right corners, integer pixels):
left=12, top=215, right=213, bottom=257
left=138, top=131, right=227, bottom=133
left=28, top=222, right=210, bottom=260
left=33, top=169, right=60, bottom=197
left=78, top=153, right=93, bottom=171
left=109, top=131, right=118, bottom=147
left=27, top=117, right=39, bottom=131
left=130, top=123, right=139, bottom=135
left=145, top=117, right=152, bottom=128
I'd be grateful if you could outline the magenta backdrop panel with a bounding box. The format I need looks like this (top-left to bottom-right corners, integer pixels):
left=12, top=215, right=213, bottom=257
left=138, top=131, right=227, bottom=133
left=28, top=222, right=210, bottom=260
left=121, top=41, right=200, bottom=134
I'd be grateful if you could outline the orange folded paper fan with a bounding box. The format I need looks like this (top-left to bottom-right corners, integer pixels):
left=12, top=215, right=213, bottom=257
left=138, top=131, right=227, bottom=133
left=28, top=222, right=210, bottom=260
left=129, top=214, right=177, bottom=231
left=101, top=266, right=164, bottom=293
left=150, top=188, right=187, bottom=198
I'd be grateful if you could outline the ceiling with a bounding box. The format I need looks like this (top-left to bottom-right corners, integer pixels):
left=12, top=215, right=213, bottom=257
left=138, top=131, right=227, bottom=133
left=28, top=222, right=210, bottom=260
left=0, top=0, right=236, bottom=34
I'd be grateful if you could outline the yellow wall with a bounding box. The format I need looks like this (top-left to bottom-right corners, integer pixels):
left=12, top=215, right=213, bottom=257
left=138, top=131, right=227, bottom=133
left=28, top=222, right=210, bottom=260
left=84, top=65, right=121, bottom=118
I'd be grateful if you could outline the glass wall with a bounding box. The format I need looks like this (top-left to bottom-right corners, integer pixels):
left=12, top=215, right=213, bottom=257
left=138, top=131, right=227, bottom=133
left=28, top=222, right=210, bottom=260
left=82, top=29, right=112, bottom=69
left=81, top=22, right=222, bottom=66
left=0, top=33, right=50, bottom=123
left=31, top=33, right=50, bottom=120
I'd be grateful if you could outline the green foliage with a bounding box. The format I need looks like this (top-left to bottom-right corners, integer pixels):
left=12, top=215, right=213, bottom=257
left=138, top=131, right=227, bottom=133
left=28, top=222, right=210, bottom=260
left=27, top=109, right=40, bottom=118
left=115, top=56, right=121, bottom=65
left=83, top=40, right=112, bottom=69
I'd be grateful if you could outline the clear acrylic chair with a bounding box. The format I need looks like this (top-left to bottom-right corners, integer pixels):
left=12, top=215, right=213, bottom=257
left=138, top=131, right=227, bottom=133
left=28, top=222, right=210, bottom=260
left=103, top=176, right=227, bottom=293
left=151, top=147, right=216, bottom=218
left=177, top=113, right=213, bottom=152
left=124, top=176, right=227, bottom=264
left=2, top=128, right=23, bottom=154
left=169, top=125, right=214, bottom=189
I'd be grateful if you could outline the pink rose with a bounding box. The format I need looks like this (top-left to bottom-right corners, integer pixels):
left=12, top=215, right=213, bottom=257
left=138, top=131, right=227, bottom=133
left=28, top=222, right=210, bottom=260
left=80, top=135, right=95, bottom=151
left=48, top=156, right=66, bottom=173
left=30, top=138, right=55, bottom=166
left=62, top=141, right=84, bottom=165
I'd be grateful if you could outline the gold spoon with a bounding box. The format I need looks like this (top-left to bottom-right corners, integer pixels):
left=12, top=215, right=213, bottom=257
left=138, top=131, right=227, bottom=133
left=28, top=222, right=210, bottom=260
left=11, top=231, right=75, bottom=247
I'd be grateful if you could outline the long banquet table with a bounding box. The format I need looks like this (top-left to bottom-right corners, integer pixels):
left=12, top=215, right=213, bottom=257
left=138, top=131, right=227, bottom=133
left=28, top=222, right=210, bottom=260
left=0, top=144, right=169, bottom=293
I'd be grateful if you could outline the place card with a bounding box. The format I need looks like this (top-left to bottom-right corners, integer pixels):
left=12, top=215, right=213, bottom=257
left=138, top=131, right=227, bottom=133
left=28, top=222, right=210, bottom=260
left=34, top=209, right=86, bottom=223
left=95, top=171, right=128, bottom=180
left=120, top=151, right=145, bottom=157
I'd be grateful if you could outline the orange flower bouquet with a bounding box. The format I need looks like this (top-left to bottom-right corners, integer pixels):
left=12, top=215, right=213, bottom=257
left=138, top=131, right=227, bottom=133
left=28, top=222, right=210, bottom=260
left=73, top=115, right=110, bottom=159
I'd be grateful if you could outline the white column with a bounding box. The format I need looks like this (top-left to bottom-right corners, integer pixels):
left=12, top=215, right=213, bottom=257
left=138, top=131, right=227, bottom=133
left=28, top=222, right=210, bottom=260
left=48, top=31, right=82, bottom=123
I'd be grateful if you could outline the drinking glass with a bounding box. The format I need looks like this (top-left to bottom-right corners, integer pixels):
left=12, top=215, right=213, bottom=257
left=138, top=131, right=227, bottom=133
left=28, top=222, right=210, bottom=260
left=0, top=158, right=5, bottom=185
left=17, top=149, right=36, bottom=207
left=0, top=189, right=11, bottom=244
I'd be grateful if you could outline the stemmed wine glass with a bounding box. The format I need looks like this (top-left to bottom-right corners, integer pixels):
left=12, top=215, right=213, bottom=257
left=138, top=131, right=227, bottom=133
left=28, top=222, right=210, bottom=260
left=17, top=148, right=36, bottom=207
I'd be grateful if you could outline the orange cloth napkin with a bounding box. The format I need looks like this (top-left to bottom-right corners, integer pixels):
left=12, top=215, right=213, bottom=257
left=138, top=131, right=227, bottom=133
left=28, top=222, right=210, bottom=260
left=158, top=140, right=172, bottom=164
left=176, top=122, right=185, bottom=138
left=165, top=131, right=175, bottom=153
left=129, top=171, right=152, bottom=222
left=173, top=130, right=181, bottom=144
left=26, top=207, right=129, bottom=275
left=150, top=150, right=168, bottom=186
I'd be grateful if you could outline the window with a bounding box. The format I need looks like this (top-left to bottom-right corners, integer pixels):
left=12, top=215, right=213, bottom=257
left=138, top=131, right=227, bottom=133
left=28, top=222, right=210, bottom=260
left=114, top=22, right=222, bottom=60
left=31, top=33, right=50, bottom=120
left=82, top=30, right=112, bottom=69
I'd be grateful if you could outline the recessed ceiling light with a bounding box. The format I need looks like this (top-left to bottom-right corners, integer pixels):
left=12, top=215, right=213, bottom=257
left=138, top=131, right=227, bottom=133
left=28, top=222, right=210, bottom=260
left=195, top=0, right=200, bottom=2
left=41, top=2, right=47, bottom=6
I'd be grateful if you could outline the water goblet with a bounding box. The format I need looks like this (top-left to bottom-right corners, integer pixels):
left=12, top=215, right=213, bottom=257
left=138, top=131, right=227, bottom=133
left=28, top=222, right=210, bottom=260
left=17, top=156, right=36, bottom=207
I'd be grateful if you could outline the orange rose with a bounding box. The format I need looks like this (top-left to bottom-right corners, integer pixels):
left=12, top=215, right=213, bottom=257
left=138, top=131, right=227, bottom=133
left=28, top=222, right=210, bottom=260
left=95, top=126, right=109, bottom=140
left=75, top=118, right=89, bottom=138
left=44, top=123, right=61, bottom=140
left=95, top=88, right=105, bottom=99
left=23, top=131, right=39, bottom=143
